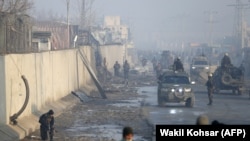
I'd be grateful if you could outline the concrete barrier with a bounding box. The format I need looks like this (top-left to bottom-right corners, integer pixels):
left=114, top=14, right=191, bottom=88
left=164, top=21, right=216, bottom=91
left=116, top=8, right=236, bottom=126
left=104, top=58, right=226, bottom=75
left=0, top=46, right=96, bottom=140
left=99, top=45, right=126, bottom=71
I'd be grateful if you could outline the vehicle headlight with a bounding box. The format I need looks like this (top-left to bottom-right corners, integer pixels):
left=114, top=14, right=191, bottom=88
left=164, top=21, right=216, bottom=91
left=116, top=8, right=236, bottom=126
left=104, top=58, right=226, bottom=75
left=171, top=89, right=175, bottom=92
left=178, top=88, right=183, bottom=93
left=184, top=88, right=192, bottom=92
left=192, top=66, right=196, bottom=69
left=205, top=66, right=209, bottom=69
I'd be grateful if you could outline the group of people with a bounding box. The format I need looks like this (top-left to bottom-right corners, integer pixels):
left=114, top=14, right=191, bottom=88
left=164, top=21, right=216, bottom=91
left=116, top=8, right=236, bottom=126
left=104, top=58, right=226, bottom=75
left=113, top=60, right=130, bottom=80
left=39, top=54, right=240, bottom=140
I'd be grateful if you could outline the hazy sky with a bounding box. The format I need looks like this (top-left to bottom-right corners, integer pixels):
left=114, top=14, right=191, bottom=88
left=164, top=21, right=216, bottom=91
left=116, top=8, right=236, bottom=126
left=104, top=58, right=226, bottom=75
left=33, top=0, right=250, bottom=49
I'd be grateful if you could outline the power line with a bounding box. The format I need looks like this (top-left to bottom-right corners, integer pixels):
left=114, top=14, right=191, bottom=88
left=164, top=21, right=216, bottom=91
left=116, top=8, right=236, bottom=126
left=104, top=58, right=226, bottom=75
left=228, top=0, right=249, bottom=48
left=204, top=10, right=218, bottom=47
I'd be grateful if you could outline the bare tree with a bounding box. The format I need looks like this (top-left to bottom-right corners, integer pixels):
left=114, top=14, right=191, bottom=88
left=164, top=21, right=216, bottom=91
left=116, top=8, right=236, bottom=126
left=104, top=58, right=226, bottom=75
left=71, top=0, right=96, bottom=29
left=0, top=0, right=33, bottom=54
left=0, top=0, right=33, bottom=14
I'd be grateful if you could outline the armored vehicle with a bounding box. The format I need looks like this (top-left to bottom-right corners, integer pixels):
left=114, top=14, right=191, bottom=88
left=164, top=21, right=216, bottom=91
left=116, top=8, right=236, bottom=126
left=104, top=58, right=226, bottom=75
left=212, top=65, right=244, bottom=95
left=157, top=70, right=195, bottom=107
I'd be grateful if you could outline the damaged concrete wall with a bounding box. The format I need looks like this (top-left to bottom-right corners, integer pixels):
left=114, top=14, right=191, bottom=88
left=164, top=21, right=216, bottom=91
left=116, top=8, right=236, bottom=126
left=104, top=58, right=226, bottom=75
left=0, top=46, right=95, bottom=140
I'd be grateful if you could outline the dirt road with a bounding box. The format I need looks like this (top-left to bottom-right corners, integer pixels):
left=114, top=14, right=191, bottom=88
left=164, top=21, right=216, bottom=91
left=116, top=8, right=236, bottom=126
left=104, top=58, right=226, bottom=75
left=21, top=73, right=156, bottom=141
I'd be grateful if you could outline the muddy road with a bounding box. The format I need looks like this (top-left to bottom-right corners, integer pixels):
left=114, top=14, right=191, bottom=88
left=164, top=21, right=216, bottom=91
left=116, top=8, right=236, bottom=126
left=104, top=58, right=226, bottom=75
left=21, top=68, right=250, bottom=141
left=21, top=73, right=157, bottom=141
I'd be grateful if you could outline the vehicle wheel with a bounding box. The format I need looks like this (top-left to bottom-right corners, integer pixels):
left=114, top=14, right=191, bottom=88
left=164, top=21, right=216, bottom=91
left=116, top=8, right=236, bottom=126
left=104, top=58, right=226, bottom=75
left=185, top=97, right=195, bottom=107
left=221, top=73, right=232, bottom=85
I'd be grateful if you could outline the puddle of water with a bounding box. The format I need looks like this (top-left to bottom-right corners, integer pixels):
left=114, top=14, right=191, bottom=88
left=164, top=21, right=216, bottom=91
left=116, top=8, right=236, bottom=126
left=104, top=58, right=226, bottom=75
left=108, top=99, right=143, bottom=108
left=66, top=124, right=147, bottom=141
left=138, top=86, right=158, bottom=106
left=111, top=84, right=126, bottom=88
left=193, top=111, right=206, bottom=116
left=138, top=86, right=157, bottom=95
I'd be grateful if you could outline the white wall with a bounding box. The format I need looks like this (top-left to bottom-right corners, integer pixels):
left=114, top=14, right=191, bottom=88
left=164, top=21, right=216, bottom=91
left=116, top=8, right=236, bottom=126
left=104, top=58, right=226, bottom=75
left=99, top=44, right=136, bottom=73
left=99, top=45, right=125, bottom=71
left=0, top=56, right=6, bottom=123
left=0, top=46, right=94, bottom=125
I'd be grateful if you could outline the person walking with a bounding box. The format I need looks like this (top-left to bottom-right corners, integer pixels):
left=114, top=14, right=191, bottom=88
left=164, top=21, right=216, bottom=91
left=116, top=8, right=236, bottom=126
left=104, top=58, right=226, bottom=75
left=39, top=109, right=55, bottom=141
left=205, top=73, right=214, bottom=105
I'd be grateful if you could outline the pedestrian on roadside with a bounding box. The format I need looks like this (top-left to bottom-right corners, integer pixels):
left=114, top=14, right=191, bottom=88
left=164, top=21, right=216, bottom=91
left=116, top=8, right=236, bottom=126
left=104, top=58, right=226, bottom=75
left=123, top=60, right=130, bottom=80
left=113, top=61, right=121, bottom=77
left=155, top=62, right=162, bottom=78
left=103, top=57, right=108, bottom=82
left=205, top=73, right=214, bottom=105
left=121, top=126, right=134, bottom=141
left=39, top=109, right=55, bottom=141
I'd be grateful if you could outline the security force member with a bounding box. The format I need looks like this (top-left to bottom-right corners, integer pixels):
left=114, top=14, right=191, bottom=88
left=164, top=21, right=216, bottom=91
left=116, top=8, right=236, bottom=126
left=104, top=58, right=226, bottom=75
left=39, top=109, right=55, bottom=141
left=206, top=73, right=214, bottom=105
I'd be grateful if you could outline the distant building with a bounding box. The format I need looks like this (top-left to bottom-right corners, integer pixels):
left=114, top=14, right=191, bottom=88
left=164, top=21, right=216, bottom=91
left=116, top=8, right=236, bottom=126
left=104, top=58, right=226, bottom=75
left=33, top=21, right=79, bottom=50
left=32, top=31, right=52, bottom=52
left=92, top=16, right=132, bottom=45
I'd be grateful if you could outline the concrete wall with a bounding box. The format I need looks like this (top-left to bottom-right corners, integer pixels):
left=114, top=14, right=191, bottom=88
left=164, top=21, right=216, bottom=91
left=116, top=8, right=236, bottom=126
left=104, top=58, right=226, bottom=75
left=0, top=46, right=95, bottom=140
left=99, top=44, right=134, bottom=72
left=0, top=56, right=6, bottom=123
left=99, top=45, right=125, bottom=71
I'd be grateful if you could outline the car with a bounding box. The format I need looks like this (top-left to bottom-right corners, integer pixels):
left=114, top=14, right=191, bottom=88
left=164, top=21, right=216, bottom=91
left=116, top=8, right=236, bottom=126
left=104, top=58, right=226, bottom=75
left=190, top=55, right=210, bottom=77
left=157, top=70, right=195, bottom=107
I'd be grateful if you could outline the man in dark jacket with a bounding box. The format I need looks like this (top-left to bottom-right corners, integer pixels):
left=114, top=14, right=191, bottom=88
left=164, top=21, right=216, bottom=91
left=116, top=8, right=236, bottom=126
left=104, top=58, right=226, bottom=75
left=113, top=61, right=121, bottom=77
left=123, top=60, right=130, bottom=80
left=206, top=74, right=214, bottom=105
left=221, top=53, right=232, bottom=71
left=173, top=57, right=184, bottom=72
left=39, top=109, right=55, bottom=141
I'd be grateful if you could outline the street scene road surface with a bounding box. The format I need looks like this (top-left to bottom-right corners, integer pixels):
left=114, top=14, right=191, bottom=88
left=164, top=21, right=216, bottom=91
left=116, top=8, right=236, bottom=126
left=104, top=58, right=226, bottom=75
left=21, top=65, right=250, bottom=141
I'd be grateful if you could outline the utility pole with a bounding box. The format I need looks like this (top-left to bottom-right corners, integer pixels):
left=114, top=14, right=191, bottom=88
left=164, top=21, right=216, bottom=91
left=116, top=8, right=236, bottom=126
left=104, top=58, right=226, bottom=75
left=66, top=0, right=70, bottom=48
left=80, top=0, right=86, bottom=30
left=228, top=0, right=249, bottom=49
left=204, top=10, right=217, bottom=47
